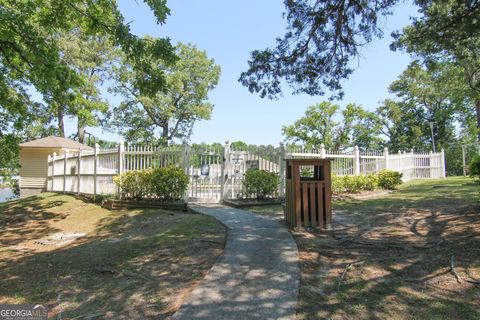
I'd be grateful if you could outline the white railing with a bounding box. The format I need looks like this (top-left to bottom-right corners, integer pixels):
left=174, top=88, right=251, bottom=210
left=286, top=145, right=445, bottom=181
left=46, top=142, right=446, bottom=201
left=46, top=144, right=184, bottom=198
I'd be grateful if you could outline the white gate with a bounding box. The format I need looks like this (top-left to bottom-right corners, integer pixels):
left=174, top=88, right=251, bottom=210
left=186, top=145, right=224, bottom=202
left=224, top=143, right=284, bottom=200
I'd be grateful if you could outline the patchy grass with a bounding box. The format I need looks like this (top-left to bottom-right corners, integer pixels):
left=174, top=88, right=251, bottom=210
left=0, top=193, right=226, bottom=319
left=246, top=177, right=480, bottom=320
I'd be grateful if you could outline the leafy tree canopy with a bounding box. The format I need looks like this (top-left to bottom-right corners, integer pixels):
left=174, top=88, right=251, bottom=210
left=111, top=42, right=221, bottom=145
left=282, top=101, right=381, bottom=150
left=240, top=0, right=479, bottom=100
left=0, top=0, right=177, bottom=167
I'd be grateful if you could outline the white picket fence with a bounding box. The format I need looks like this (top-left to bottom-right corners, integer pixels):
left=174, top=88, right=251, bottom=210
left=287, top=145, right=445, bottom=181
left=46, top=142, right=446, bottom=202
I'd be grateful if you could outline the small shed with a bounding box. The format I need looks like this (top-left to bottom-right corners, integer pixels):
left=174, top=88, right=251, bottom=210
left=19, top=136, right=93, bottom=196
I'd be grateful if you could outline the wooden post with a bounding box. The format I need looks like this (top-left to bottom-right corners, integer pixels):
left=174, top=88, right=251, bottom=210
left=293, top=161, right=302, bottom=228
left=462, top=145, right=466, bottom=176
left=384, top=147, right=389, bottom=170
left=441, top=148, right=446, bottom=178
left=63, top=151, right=68, bottom=194
left=354, top=145, right=360, bottom=176
left=279, top=142, right=285, bottom=198
left=93, top=143, right=99, bottom=199
left=324, top=160, right=332, bottom=228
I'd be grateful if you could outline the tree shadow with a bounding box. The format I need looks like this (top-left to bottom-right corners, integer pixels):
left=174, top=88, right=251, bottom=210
left=0, top=207, right=226, bottom=319
left=296, top=200, right=480, bottom=319
left=0, top=194, right=69, bottom=246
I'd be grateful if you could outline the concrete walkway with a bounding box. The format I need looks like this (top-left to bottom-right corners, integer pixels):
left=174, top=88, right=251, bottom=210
left=173, top=205, right=299, bottom=320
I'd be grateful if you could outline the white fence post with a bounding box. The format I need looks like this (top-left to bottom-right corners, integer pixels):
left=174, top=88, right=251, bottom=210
left=384, top=147, right=389, bottom=170
left=52, top=153, right=57, bottom=191
left=77, top=148, right=82, bottom=195
left=47, top=155, right=52, bottom=191
left=320, top=143, right=326, bottom=159
left=93, top=143, right=99, bottom=199
left=182, top=143, right=190, bottom=202
left=221, top=140, right=230, bottom=201
left=63, top=151, right=68, bottom=194
left=117, top=140, right=125, bottom=198
left=399, top=151, right=403, bottom=175
left=441, top=148, right=446, bottom=178
left=354, top=145, right=360, bottom=175
left=279, top=142, right=285, bottom=198
left=429, top=151, right=434, bottom=178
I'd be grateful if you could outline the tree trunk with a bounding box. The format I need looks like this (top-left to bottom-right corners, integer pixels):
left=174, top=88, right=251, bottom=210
left=78, top=118, right=85, bottom=144
left=476, top=98, right=480, bottom=142
left=161, top=122, right=169, bottom=146
left=57, top=106, right=65, bottom=137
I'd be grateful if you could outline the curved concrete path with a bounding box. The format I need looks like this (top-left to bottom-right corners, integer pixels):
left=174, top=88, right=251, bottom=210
left=173, top=205, right=299, bottom=320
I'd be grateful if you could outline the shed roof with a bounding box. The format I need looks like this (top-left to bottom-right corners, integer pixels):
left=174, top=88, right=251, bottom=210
left=19, top=136, right=94, bottom=150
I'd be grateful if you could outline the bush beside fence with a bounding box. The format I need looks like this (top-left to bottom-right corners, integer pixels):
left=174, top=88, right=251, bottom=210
left=113, top=166, right=189, bottom=201
left=332, top=170, right=403, bottom=194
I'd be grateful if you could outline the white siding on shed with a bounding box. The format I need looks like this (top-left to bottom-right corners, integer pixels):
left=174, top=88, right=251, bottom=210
left=20, top=148, right=62, bottom=189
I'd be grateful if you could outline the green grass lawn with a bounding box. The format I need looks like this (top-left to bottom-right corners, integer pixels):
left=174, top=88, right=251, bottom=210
left=247, top=177, right=480, bottom=320
left=0, top=193, right=226, bottom=319
left=334, top=176, right=479, bottom=211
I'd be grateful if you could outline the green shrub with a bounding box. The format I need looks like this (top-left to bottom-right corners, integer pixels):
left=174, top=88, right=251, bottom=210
left=113, top=170, right=149, bottom=199
left=243, top=169, right=279, bottom=199
left=149, top=166, right=190, bottom=200
left=332, top=171, right=402, bottom=193
left=364, top=174, right=378, bottom=191
left=377, top=170, right=403, bottom=190
left=332, top=174, right=379, bottom=194
left=332, top=175, right=345, bottom=194
left=113, top=166, right=189, bottom=200
left=469, top=154, right=480, bottom=183
left=342, top=175, right=362, bottom=193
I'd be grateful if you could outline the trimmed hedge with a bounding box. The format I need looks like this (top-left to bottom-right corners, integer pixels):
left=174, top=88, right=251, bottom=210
left=243, top=169, right=279, bottom=199
left=113, top=166, right=189, bottom=200
left=332, top=170, right=402, bottom=194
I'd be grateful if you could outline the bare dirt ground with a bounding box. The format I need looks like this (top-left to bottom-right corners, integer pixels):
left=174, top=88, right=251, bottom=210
left=248, top=177, right=480, bottom=320
left=0, top=193, right=226, bottom=319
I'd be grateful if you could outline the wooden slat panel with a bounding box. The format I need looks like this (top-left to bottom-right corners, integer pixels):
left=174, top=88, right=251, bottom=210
left=317, top=182, right=324, bottom=229
left=324, top=161, right=332, bottom=226
left=302, top=182, right=309, bottom=227
left=310, top=182, right=317, bottom=227
left=285, top=180, right=292, bottom=227
left=294, top=162, right=302, bottom=228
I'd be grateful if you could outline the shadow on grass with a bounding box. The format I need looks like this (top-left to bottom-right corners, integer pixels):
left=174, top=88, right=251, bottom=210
left=295, top=178, right=480, bottom=319
left=0, top=194, right=69, bottom=246
left=0, top=206, right=226, bottom=319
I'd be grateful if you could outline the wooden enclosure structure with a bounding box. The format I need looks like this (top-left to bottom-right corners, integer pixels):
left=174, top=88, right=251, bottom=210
left=284, top=159, right=332, bottom=229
